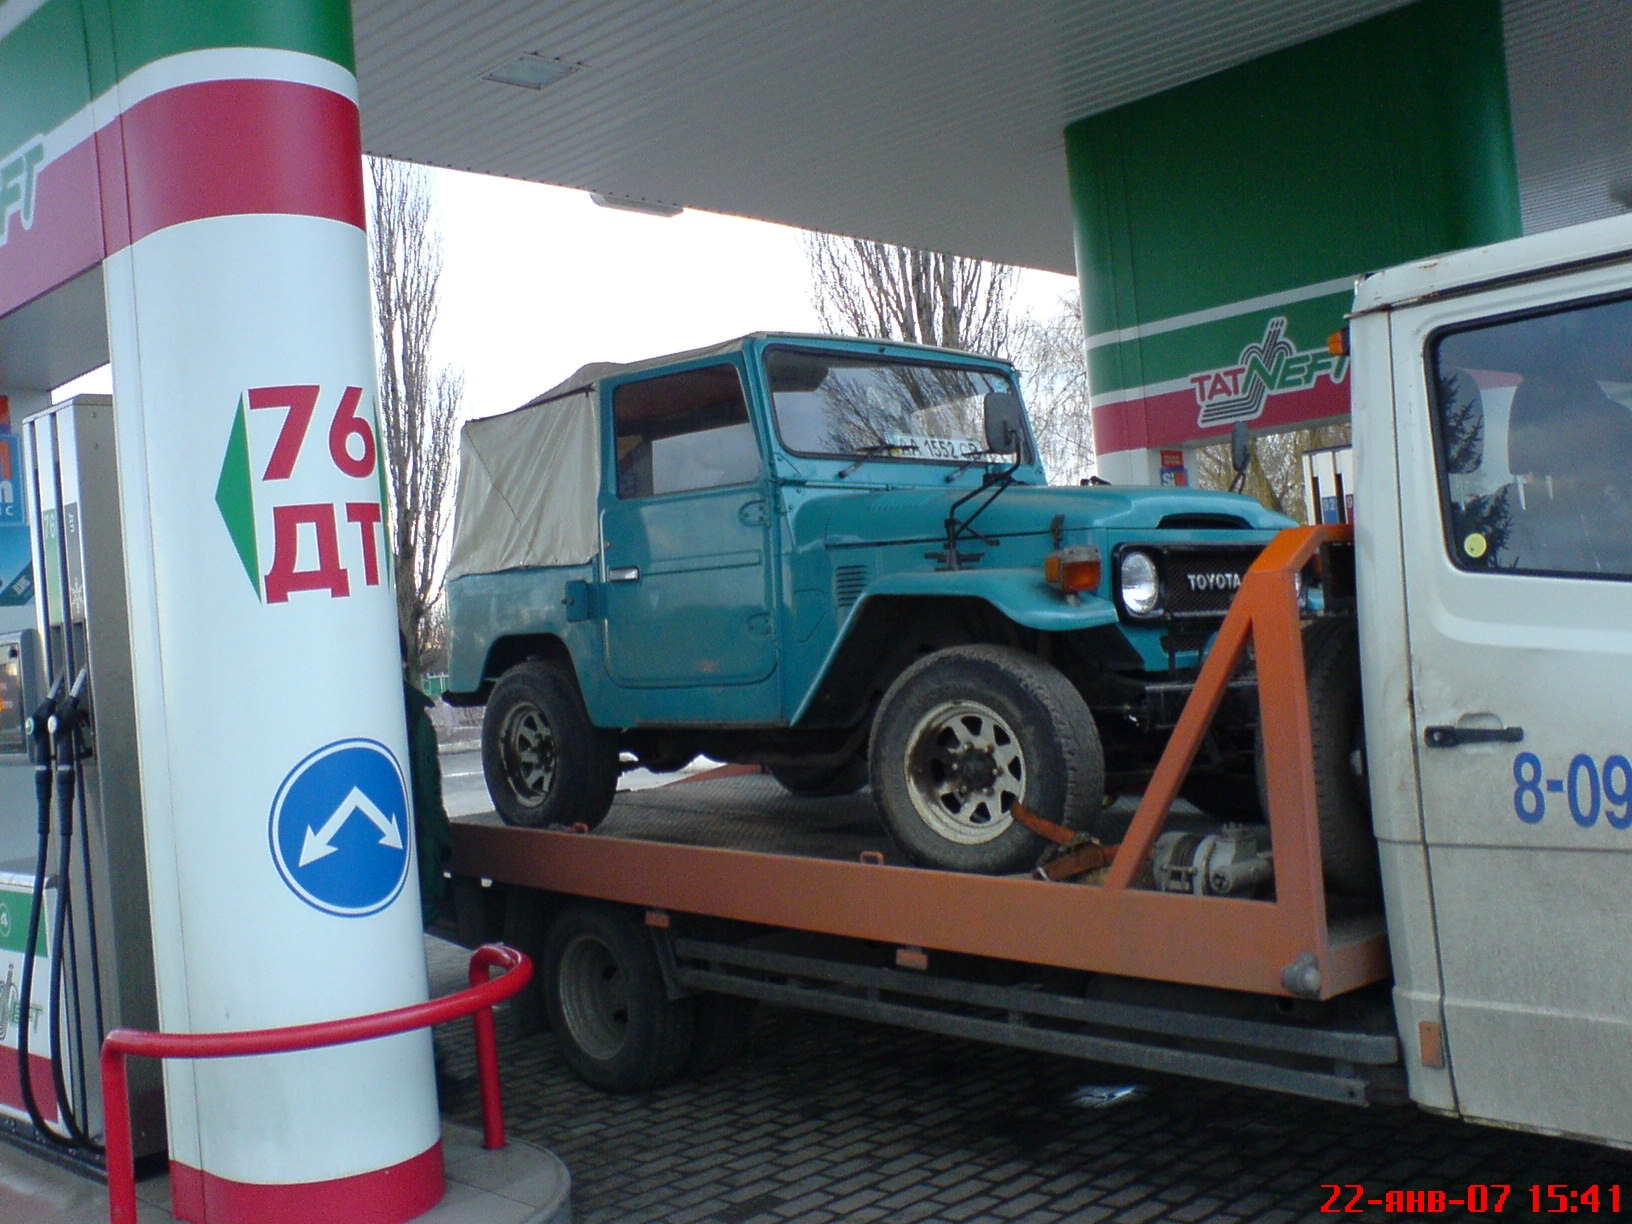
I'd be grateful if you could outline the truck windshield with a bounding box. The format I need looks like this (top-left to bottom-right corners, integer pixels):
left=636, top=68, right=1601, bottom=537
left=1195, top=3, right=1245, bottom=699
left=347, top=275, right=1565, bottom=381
left=765, top=348, right=1022, bottom=465
left=1431, top=293, right=1632, bottom=579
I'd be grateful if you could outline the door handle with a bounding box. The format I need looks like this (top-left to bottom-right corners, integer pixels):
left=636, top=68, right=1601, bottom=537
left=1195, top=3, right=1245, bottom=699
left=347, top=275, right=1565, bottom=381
left=1424, top=724, right=1524, bottom=748
left=607, top=566, right=641, bottom=583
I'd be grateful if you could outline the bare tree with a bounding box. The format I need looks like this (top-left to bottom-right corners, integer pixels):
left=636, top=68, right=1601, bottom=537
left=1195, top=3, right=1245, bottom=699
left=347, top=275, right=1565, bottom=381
left=1013, top=294, right=1096, bottom=485
left=804, top=233, right=1017, bottom=356
left=368, top=156, right=461, bottom=677
left=1190, top=422, right=1352, bottom=520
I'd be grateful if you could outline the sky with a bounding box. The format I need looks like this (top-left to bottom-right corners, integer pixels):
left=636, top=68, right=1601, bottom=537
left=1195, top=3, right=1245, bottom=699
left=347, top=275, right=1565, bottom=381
left=55, top=165, right=1082, bottom=420
left=432, top=168, right=1080, bottom=424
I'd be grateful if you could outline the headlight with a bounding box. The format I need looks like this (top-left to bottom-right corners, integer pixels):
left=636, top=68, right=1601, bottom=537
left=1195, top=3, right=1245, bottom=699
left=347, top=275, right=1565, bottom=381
left=1118, top=549, right=1161, bottom=617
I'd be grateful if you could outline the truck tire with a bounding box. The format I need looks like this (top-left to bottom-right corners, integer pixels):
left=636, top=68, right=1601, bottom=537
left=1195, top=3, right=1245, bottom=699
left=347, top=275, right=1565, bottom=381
left=483, top=660, right=618, bottom=829
left=684, top=993, right=757, bottom=1077
left=1259, top=616, right=1381, bottom=899
left=767, top=756, right=869, bottom=798
left=542, top=902, right=695, bottom=1093
left=870, top=645, right=1104, bottom=873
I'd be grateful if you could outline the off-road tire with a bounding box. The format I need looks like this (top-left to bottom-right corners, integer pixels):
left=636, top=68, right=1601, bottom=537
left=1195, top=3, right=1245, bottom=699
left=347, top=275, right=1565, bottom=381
left=767, top=756, right=869, bottom=798
left=1259, top=616, right=1381, bottom=899
left=869, top=644, right=1104, bottom=873
left=542, top=903, right=695, bottom=1093
left=482, top=659, right=618, bottom=829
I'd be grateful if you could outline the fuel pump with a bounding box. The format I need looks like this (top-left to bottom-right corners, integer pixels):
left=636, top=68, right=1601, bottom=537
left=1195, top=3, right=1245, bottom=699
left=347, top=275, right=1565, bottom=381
left=0, top=396, right=163, bottom=1163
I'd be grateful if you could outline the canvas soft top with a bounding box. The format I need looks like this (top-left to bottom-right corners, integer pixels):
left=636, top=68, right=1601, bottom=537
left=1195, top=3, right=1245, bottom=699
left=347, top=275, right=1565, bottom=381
left=446, top=333, right=1015, bottom=579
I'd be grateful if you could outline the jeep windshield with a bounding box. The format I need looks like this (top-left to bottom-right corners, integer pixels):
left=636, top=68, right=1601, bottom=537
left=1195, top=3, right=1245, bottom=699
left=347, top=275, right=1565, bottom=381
left=765, top=347, right=1025, bottom=466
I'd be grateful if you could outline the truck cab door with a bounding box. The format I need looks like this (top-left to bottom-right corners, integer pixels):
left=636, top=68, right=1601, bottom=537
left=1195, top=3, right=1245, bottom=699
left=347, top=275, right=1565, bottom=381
left=598, top=360, right=778, bottom=690
left=1386, top=279, right=1632, bottom=1146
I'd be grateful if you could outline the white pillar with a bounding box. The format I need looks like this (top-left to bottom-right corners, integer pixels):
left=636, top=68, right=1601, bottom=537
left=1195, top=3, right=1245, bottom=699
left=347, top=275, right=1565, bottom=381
left=97, top=35, right=442, bottom=1224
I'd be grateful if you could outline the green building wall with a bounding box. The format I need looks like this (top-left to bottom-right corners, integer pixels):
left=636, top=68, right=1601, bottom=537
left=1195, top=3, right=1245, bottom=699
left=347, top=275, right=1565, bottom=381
left=1065, top=0, right=1521, bottom=477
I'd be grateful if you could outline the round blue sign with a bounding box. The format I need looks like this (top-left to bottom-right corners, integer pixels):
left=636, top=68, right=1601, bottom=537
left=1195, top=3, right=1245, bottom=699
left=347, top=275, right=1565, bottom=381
left=269, top=738, right=411, bottom=917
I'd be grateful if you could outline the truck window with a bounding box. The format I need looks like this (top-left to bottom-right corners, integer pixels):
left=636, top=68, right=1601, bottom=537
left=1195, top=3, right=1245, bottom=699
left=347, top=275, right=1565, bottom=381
left=612, top=364, right=760, bottom=498
left=766, top=348, right=1024, bottom=464
left=1430, top=294, right=1632, bottom=578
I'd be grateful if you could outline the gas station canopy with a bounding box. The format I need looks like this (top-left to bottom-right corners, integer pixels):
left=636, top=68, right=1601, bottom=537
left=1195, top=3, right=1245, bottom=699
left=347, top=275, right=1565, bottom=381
left=354, top=0, right=1632, bottom=274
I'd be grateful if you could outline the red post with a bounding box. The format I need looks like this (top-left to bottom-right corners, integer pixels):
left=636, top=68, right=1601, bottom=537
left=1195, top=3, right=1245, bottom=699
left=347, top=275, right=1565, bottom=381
left=98, top=944, right=531, bottom=1224
left=469, top=945, right=511, bottom=1149
left=100, top=1044, right=137, bottom=1224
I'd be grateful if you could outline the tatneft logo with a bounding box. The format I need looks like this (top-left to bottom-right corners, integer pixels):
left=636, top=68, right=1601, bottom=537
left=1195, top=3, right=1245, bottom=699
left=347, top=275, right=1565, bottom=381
left=0, top=136, right=45, bottom=247
left=1190, top=316, right=1347, bottom=429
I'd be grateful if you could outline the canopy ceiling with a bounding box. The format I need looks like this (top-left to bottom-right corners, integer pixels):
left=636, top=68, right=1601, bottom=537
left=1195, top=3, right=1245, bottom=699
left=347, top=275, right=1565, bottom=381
left=354, top=0, right=1630, bottom=275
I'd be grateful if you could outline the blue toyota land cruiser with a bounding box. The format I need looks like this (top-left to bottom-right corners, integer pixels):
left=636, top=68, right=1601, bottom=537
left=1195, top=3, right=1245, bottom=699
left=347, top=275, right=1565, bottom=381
left=443, top=334, right=1290, bottom=872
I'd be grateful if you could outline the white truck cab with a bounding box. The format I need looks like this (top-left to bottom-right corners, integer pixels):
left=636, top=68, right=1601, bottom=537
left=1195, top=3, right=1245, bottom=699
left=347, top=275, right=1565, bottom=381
left=1352, top=213, right=1632, bottom=1146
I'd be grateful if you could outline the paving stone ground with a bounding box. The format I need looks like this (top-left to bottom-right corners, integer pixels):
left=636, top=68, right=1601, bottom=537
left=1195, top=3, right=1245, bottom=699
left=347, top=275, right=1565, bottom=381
left=425, top=938, right=1632, bottom=1224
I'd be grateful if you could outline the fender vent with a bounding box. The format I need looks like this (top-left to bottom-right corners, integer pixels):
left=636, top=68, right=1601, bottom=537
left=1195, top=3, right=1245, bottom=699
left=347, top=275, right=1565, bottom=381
left=834, top=564, right=869, bottom=609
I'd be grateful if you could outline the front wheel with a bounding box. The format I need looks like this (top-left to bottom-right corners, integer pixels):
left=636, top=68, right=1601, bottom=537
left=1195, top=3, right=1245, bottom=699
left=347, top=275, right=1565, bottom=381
left=1257, top=616, right=1380, bottom=899
left=869, top=645, right=1104, bottom=873
left=482, top=659, right=618, bottom=828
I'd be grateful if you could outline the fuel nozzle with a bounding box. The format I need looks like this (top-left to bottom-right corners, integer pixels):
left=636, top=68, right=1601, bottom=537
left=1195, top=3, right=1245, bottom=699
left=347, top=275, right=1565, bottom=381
left=49, top=669, right=88, bottom=836
left=26, top=674, right=63, bottom=760
left=26, top=676, right=63, bottom=830
left=49, top=668, right=90, bottom=746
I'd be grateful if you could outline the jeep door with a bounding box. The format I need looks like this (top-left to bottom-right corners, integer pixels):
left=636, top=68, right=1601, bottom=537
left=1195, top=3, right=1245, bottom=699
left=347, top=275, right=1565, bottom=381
left=1379, top=275, right=1632, bottom=1146
left=598, top=360, right=777, bottom=688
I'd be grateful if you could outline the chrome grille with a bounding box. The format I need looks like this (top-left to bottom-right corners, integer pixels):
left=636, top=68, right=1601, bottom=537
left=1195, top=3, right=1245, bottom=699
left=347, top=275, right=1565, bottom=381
left=1157, top=547, right=1261, bottom=619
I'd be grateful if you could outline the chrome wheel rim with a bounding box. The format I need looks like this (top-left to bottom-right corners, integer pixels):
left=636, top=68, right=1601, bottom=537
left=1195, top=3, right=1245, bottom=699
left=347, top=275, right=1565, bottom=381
left=557, top=934, right=628, bottom=1060
left=499, top=702, right=556, bottom=808
left=902, top=699, right=1024, bottom=845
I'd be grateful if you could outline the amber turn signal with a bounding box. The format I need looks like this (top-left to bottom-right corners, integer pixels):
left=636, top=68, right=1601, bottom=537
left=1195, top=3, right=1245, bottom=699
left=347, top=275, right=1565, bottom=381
left=1045, top=545, right=1102, bottom=594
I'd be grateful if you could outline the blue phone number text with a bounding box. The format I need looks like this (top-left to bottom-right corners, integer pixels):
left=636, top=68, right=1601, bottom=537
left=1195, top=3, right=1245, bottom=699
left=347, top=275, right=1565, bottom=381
left=1513, top=752, right=1632, bottom=827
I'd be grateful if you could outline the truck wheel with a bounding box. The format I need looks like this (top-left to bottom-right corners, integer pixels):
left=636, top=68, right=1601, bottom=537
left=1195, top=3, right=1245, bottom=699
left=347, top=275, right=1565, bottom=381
left=870, top=645, right=1104, bottom=873
left=1259, top=616, right=1381, bottom=899
left=684, top=993, right=757, bottom=1077
left=542, top=903, right=695, bottom=1093
left=483, top=660, right=618, bottom=829
left=767, top=756, right=869, bottom=798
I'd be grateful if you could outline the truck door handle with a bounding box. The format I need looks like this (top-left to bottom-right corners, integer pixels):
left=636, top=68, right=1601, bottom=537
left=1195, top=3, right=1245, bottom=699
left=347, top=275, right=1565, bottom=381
left=1424, top=724, right=1524, bottom=748
left=607, top=566, right=641, bottom=583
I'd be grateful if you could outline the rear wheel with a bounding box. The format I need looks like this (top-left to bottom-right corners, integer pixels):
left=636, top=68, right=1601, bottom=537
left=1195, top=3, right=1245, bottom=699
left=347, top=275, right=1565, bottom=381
left=542, top=903, right=694, bottom=1093
left=766, top=756, right=869, bottom=798
left=482, top=660, right=618, bottom=828
left=685, top=993, right=757, bottom=1077
left=869, top=645, right=1103, bottom=873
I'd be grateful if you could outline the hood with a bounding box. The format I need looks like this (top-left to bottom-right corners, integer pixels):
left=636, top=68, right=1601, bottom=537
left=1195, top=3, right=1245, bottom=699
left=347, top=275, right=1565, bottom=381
left=808, top=482, right=1290, bottom=548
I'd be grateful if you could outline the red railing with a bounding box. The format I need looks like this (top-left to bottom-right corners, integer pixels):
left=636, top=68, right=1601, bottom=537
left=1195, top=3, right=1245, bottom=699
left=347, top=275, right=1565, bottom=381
left=100, top=943, right=532, bottom=1224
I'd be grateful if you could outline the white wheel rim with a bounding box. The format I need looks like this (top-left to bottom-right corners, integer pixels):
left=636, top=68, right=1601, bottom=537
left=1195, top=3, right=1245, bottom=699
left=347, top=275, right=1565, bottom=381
left=500, top=702, right=556, bottom=807
left=558, top=934, right=628, bottom=1059
left=901, top=699, right=1025, bottom=845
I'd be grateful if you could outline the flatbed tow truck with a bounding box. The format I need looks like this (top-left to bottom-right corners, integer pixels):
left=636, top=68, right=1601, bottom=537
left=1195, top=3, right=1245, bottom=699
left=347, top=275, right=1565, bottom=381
left=449, top=527, right=1399, bottom=1108
left=448, top=214, right=1632, bottom=1151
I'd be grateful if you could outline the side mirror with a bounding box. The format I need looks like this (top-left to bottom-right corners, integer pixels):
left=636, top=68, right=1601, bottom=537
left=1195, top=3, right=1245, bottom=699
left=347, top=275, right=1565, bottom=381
left=1230, top=422, right=1252, bottom=479
left=984, top=392, right=1026, bottom=456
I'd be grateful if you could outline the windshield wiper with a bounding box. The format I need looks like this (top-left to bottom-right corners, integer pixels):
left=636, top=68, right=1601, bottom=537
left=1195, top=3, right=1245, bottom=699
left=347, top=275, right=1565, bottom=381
left=837, top=439, right=918, bottom=479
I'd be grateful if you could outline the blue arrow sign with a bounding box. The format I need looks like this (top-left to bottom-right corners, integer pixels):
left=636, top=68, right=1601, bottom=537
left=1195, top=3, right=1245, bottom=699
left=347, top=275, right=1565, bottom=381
left=269, top=738, right=411, bottom=917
